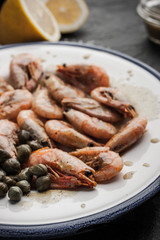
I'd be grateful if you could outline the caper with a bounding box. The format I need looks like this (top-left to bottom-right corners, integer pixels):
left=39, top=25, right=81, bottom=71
left=17, top=168, right=32, bottom=182
left=27, top=140, right=43, bottom=151
left=8, top=186, right=23, bottom=202
left=16, top=180, right=31, bottom=194
left=0, top=168, right=6, bottom=181
left=17, top=144, right=32, bottom=163
left=3, top=176, right=16, bottom=188
left=2, top=158, right=21, bottom=174
left=29, top=164, right=48, bottom=177
left=0, top=149, right=11, bottom=164
left=36, top=175, right=51, bottom=192
left=0, top=182, right=8, bottom=198
left=18, top=130, right=31, bottom=144
left=8, top=175, right=19, bottom=182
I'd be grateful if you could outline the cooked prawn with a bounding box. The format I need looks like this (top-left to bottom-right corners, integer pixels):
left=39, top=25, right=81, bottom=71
left=70, top=147, right=123, bottom=182
left=64, top=108, right=117, bottom=140
left=45, top=120, right=101, bottom=149
left=0, top=119, right=19, bottom=157
left=62, top=97, right=121, bottom=123
left=106, top=116, right=147, bottom=152
left=27, top=148, right=96, bottom=189
left=9, top=53, right=43, bottom=92
left=57, top=64, right=109, bottom=94
left=17, top=110, right=53, bottom=147
left=0, top=89, right=32, bottom=120
left=32, top=86, right=63, bottom=119
left=41, top=72, right=85, bottom=103
left=91, top=87, right=137, bottom=118
left=0, top=76, right=13, bottom=96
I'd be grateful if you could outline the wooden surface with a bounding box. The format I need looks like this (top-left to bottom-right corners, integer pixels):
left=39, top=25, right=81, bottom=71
left=60, top=0, right=160, bottom=240
left=0, top=0, right=159, bottom=239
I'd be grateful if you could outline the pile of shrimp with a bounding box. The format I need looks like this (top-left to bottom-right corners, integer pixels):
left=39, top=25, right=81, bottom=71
left=0, top=53, right=147, bottom=189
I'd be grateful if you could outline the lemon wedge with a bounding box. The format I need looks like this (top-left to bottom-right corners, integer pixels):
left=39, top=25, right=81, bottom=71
left=43, top=0, right=89, bottom=33
left=0, top=0, right=61, bottom=44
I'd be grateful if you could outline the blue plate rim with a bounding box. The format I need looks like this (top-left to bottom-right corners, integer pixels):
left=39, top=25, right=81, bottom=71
left=0, top=41, right=159, bottom=238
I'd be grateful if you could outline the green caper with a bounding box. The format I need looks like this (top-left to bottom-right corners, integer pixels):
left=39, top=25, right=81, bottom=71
left=3, top=176, right=16, bottom=188
left=0, top=182, right=8, bottom=198
left=36, top=175, right=51, bottom=192
left=17, top=168, right=32, bottom=182
left=27, top=140, right=43, bottom=151
left=18, top=130, right=31, bottom=144
left=29, top=164, right=48, bottom=177
left=0, top=149, right=11, bottom=164
left=8, top=186, right=23, bottom=202
left=0, top=168, right=6, bottom=181
left=16, top=180, right=31, bottom=194
left=8, top=175, right=19, bottom=182
left=17, top=144, right=32, bottom=163
left=2, top=158, right=21, bottom=174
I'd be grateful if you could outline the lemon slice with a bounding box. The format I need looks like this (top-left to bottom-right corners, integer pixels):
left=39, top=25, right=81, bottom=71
left=0, top=0, right=61, bottom=44
left=43, top=0, right=89, bottom=33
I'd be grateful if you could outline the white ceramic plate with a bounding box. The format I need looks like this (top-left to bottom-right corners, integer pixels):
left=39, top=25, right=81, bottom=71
left=0, top=42, right=160, bottom=238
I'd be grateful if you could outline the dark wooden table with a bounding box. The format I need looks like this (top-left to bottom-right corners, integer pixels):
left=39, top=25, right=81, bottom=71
left=60, top=0, right=160, bottom=240
left=0, top=0, right=159, bottom=239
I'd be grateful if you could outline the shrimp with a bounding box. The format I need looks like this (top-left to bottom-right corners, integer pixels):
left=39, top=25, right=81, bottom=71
left=91, top=87, right=137, bottom=118
left=9, top=53, right=43, bottom=92
left=57, top=64, right=109, bottom=94
left=70, top=147, right=123, bottom=182
left=0, top=119, right=19, bottom=157
left=27, top=148, right=96, bottom=189
left=64, top=108, right=117, bottom=140
left=45, top=120, right=101, bottom=149
left=0, top=89, right=32, bottom=120
left=0, top=76, right=13, bottom=96
left=105, top=117, right=147, bottom=153
left=41, top=72, right=85, bottom=103
left=17, top=110, right=53, bottom=147
left=62, top=97, right=121, bottom=123
left=32, top=86, right=63, bottom=119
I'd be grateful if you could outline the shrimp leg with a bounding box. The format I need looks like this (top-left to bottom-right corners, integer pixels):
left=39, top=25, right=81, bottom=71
left=27, top=148, right=96, bottom=189
left=70, top=147, right=123, bottom=182
left=91, top=87, right=137, bottom=118
left=9, top=53, right=43, bottom=92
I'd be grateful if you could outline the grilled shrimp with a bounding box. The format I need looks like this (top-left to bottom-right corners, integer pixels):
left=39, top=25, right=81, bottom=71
left=0, top=76, right=13, bottom=96
left=106, top=117, right=147, bottom=153
left=91, top=87, right=137, bottom=118
left=64, top=109, right=117, bottom=140
left=0, top=89, right=32, bottom=120
left=70, top=147, right=123, bottom=182
left=17, top=110, right=53, bottom=147
left=27, top=148, right=96, bottom=189
left=32, top=86, right=63, bottom=119
left=62, top=97, right=121, bottom=123
left=0, top=119, right=19, bottom=157
left=57, top=64, right=109, bottom=94
left=9, top=53, right=43, bottom=92
left=41, top=72, right=85, bottom=103
left=45, top=120, right=101, bottom=149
